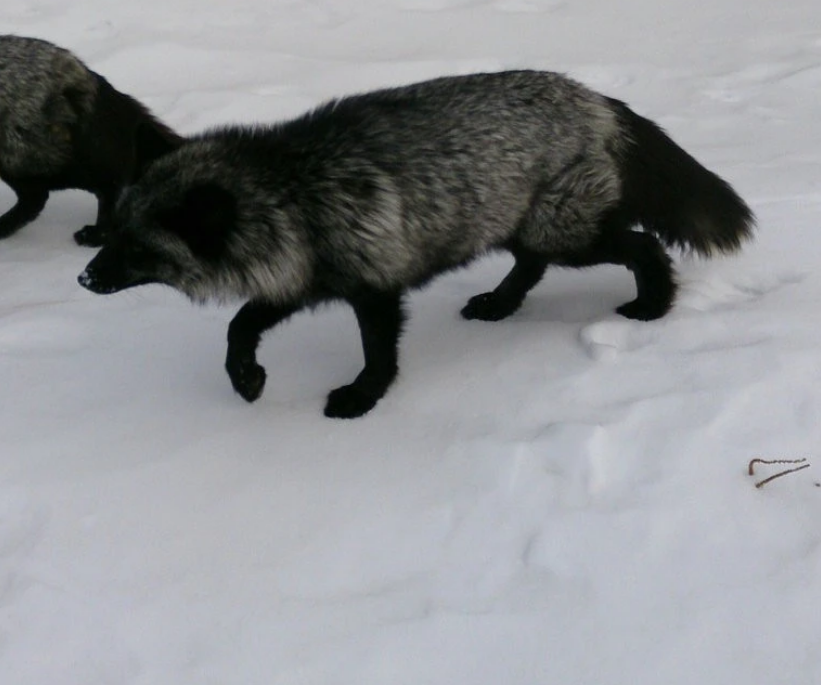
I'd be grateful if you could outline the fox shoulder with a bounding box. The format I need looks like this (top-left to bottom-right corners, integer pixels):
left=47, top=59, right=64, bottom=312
left=48, top=49, right=97, bottom=121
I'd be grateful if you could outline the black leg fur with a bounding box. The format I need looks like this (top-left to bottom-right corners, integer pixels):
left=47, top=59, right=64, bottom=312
left=325, top=291, right=404, bottom=419
left=562, top=227, right=676, bottom=320
left=0, top=185, right=49, bottom=239
left=74, top=193, right=116, bottom=247
left=226, top=300, right=301, bottom=402
left=613, top=231, right=676, bottom=320
left=461, top=248, right=549, bottom=321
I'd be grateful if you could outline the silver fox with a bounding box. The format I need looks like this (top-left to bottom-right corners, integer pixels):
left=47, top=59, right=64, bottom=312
left=0, top=35, right=180, bottom=245
left=79, top=70, right=755, bottom=418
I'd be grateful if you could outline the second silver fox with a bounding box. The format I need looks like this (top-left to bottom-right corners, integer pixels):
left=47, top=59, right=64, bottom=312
left=0, top=35, right=179, bottom=245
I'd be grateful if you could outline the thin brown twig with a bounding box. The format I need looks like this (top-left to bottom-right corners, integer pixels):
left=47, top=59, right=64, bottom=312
left=748, top=457, right=807, bottom=476
left=755, top=463, right=811, bottom=489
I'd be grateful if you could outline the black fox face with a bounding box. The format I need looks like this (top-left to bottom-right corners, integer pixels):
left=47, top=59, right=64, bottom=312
left=77, top=122, right=241, bottom=299
left=78, top=182, right=238, bottom=299
left=77, top=236, right=166, bottom=294
left=78, top=122, right=312, bottom=306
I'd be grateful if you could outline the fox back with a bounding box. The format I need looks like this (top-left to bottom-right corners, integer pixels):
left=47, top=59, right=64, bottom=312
left=0, top=35, right=96, bottom=177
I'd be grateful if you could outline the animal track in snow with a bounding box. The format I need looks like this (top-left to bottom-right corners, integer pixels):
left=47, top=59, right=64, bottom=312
left=498, top=422, right=616, bottom=507
left=534, top=423, right=612, bottom=503
left=578, top=319, right=657, bottom=361
left=676, top=270, right=805, bottom=313
left=703, top=59, right=821, bottom=103
left=577, top=275, right=800, bottom=362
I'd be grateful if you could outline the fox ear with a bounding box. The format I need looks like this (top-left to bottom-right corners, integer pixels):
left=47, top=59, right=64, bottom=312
left=157, top=184, right=236, bottom=260
left=132, top=123, right=182, bottom=181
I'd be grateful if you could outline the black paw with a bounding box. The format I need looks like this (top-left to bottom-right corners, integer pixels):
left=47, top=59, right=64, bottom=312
left=324, top=384, right=381, bottom=419
left=460, top=292, right=519, bottom=322
left=74, top=224, right=107, bottom=247
left=616, top=299, right=670, bottom=321
left=226, top=358, right=267, bottom=402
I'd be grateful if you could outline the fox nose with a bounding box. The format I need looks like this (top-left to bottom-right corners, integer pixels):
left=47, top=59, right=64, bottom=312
left=77, top=269, right=94, bottom=289
left=77, top=268, right=110, bottom=294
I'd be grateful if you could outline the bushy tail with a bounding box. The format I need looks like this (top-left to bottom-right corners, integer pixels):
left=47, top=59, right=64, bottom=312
left=609, top=97, right=755, bottom=256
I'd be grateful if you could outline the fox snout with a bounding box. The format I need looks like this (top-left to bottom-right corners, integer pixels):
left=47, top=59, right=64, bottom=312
left=78, top=247, right=156, bottom=294
left=77, top=265, right=121, bottom=294
left=77, top=259, right=127, bottom=294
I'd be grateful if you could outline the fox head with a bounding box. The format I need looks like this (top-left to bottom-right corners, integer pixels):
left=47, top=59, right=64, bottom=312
left=78, top=124, right=243, bottom=302
left=78, top=124, right=309, bottom=305
left=78, top=184, right=239, bottom=297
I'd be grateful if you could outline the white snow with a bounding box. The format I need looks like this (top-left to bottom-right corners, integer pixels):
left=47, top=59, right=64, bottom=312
left=2, top=1, right=821, bottom=683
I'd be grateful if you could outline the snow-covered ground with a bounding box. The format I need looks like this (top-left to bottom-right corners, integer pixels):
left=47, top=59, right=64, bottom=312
left=2, top=1, right=821, bottom=683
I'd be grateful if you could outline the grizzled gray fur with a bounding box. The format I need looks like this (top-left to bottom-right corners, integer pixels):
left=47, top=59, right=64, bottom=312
left=0, top=35, right=180, bottom=245
left=79, top=70, right=755, bottom=418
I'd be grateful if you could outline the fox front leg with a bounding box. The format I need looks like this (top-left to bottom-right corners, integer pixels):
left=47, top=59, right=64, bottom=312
left=226, top=300, right=300, bottom=402
left=324, top=291, right=405, bottom=419
left=0, top=184, right=49, bottom=239
left=74, top=192, right=116, bottom=247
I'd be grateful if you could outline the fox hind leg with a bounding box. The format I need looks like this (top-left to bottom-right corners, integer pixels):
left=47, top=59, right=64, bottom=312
left=562, top=226, right=677, bottom=321
left=610, top=231, right=676, bottom=321
left=461, top=247, right=549, bottom=321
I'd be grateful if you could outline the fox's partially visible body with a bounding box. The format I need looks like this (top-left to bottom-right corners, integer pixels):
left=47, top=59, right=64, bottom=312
left=79, top=70, right=755, bottom=418
left=0, top=35, right=180, bottom=245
